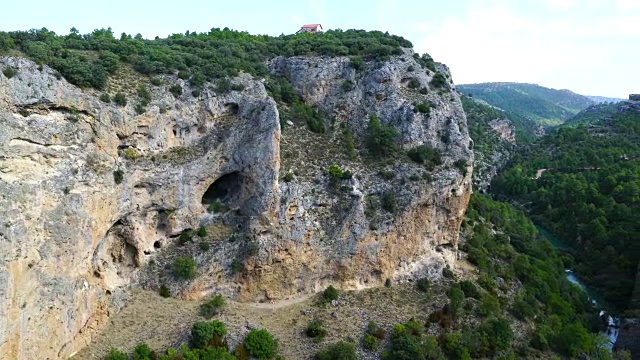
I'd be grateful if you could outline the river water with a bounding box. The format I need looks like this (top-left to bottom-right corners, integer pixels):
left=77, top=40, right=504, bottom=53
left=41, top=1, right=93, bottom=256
left=537, top=227, right=620, bottom=347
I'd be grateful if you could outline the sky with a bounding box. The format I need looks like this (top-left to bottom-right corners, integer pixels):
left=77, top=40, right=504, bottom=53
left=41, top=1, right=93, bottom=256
left=2, top=0, right=638, bottom=98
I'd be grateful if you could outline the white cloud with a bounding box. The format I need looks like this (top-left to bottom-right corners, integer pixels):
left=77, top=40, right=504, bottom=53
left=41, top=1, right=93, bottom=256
left=413, top=0, right=640, bottom=96
left=617, top=0, right=640, bottom=10
left=546, top=0, right=576, bottom=11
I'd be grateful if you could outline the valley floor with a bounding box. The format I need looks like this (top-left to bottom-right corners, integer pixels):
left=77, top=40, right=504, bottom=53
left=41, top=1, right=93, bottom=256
left=73, top=281, right=454, bottom=360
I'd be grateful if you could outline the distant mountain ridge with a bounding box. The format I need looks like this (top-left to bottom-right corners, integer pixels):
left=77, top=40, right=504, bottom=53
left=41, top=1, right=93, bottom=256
left=586, top=95, right=626, bottom=104
left=458, top=82, right=594, bottom=129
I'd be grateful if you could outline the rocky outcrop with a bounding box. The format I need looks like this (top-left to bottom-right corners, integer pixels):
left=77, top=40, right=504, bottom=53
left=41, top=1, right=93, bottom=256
left=488, top=119, right=516, bottom=144
left=0, top=57, right=279, bottom=359
left=0, top=49, right=472, bottom=359
left=236, top=50, right=473, bottom=300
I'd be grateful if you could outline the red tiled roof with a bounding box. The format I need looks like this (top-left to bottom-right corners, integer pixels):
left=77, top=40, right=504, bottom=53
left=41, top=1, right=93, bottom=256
left=301, top=24, right=322, bottom=28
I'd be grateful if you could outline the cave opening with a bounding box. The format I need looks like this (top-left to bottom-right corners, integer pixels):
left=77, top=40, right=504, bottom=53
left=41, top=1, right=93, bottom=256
left=223, top=103, right=239, bottom=115
left=202, top=172, right=243, bottom=206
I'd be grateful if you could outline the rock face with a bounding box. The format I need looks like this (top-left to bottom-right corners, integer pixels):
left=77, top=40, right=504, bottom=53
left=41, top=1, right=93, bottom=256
left=473, top=118, right=516, bottom=192
left=0, top=50, right=472, bottom=359
left=488, top=119, right=516, bottom=144
left=0, top=56, right=280, bottom=359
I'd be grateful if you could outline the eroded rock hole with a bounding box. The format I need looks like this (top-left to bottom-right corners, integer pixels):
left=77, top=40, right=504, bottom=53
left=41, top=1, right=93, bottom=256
left=202, top=172, right=243, bottom=207
left=154, top=241, right=161, bottom=248
left=223, top=103, right=239, bottom=115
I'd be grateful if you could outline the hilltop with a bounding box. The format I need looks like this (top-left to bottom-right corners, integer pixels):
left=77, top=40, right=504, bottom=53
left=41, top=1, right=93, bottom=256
left=458, top=82, right=594, bottom=130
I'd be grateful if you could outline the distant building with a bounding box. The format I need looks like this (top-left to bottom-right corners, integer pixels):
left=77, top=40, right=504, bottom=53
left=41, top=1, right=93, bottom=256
left=296, top=24, right=323, bottom=34
left=629, top=94, right=640, bottom=101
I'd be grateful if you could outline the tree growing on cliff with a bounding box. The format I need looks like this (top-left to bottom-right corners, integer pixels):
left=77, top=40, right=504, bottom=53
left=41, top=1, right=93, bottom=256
left=366, top=115, right=398, bottom=157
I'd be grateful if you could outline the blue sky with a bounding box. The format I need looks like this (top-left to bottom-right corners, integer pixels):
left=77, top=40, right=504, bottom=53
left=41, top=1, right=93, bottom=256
left=2, top=0, right=638, bottom=98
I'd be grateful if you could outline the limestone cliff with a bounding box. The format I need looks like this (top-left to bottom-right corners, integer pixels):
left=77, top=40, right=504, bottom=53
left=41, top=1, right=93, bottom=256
left=0, top=50, right=471, bottom=359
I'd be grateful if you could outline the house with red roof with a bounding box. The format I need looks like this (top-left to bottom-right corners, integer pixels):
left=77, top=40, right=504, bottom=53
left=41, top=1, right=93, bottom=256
left=296, top=24, right=323, bottom=34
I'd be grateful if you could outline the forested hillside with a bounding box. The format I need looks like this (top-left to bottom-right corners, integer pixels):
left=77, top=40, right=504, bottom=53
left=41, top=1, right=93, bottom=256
left=458, top=82, right=594, bottom=128
left=492, top=102, right=640, bottom=313
left=564, top=102, right=620, bottom=127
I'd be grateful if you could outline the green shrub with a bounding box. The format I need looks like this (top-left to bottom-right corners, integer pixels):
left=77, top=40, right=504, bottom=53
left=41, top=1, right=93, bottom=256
left=199, top=241, right=210, bottom=251
left=316, top=341, right=356, bottom=360
left=135, top=103, right=146, bottom=115
left=405, top=318, right=423, bottom=336
left=384, top=278, right=392, bottom=287
left=172, top=256, right=197, bottom=279
left=322, top=285, right=339, bottom=303
left=408, top=78, right=420, bottom=89
left=341, top=80, right=355, bottom=92
left=191, top=89, right=201, bottom=97
left=99, top=93, right=111, bottom=103
left=113, top=92, right=127, bottom=107
left=291, top=103, right=325, bottom=133
left=366, top=115, right=398, bottom=156
left=363, top=333, right=378, bottom=351
left=113, top=170, right=124, bottom=185
left=191, top=320, right=227, bottom=349
left=407, top=145, right=442, bottom=168
left=216, top=78, right=232, bottom=94
left=177, top=70, right=189, bottom=80
left=169, top=84, right=182, bottom=98
left=343, top=124, right=356, bottom=159
left=133, top=343, right=155, bottom=360
left=283, top=172, right=294, bottom=182
left=123, top=147, right=138, bottom=159
left=208, top=201, right=228, bottom=213
left=306, top=319, right=327, bottom=341
left=197, top=227, right=207, bottom=237
left=366, top=320, right=387, bottom=340
left=151, top=77, right=163, bottom=86
left=349, top=56, right=365, bottom=71
left=265, top=77, right=298, bottom=104
left=449, top=287, right=465, bottom=315
left=200, top=294, right=226, bottom=318
left=231, top=258, right=244, bottom=274
left=417, top=277, right=430, bottom=292
left=2, top=67, right=17, bottom=79
left=382, top=324, right=423, bottom=360
left=137, top=84, right=152, bottom=105
left=231, top=83, right=245, bottom=91
left=430, top=72, right=447, bottom=88
left=442, top=267, right=454, bottom=279
left=244, top=329, right=278, bottom=360
left=159, top=284, right=170, bottom=298
left=104, top=348, right=128, bottom=360
left=327, top=165, right=346, bottom=187
left=381, top=193, right=396, bottom=213
left=413, top=102, right=430, bottom=114
left=476, top=293, right=501, bottom=317
left=459, top=280, right=479, bottom=299
left=379, top=169, right=395, bottom=180
left=419, top=87, right=429, bottom=95
left=178, top=230, right=194, bottom=245
left=454, top=159, right=468, bottom=176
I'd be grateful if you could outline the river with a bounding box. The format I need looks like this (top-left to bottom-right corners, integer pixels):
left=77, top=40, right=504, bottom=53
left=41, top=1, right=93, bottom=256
left=537, top=227, right=620, bottom=347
